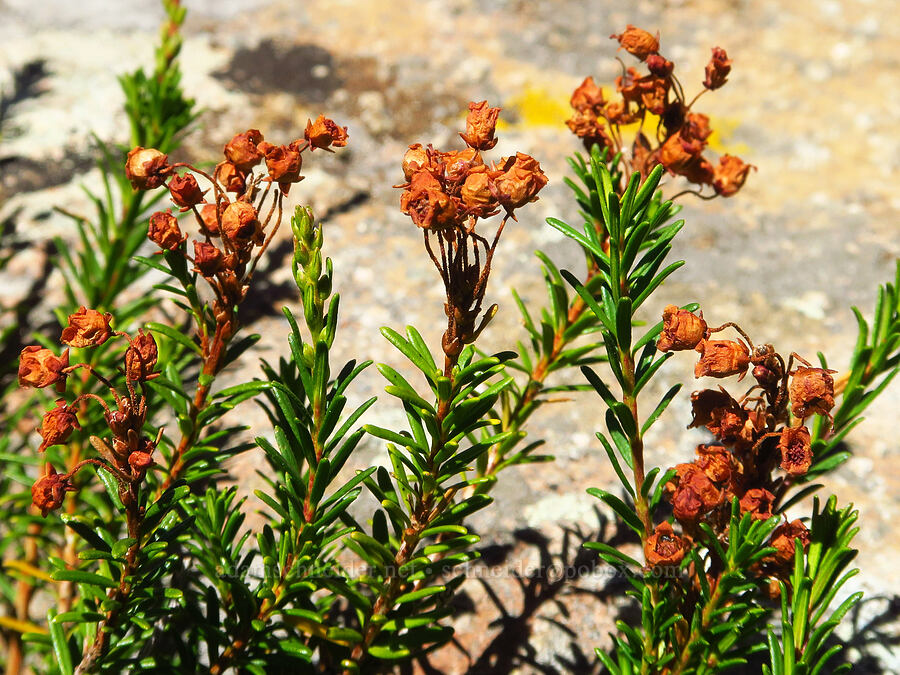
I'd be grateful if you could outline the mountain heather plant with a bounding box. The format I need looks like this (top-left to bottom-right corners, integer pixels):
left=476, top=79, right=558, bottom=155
left=1, top=8, right=898, bottom=675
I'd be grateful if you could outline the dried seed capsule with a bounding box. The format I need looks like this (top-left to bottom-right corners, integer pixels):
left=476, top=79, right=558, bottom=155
left=610, top=25, right=660, bottom=61
left=148, top=210, right=185, bottom=251
left=657, top=305, right=707, bottom=352
left=694, top=339, right=751, bottom=379
left=644, top=521, right=687, bottom=567
left=703, top=47, right=732, bottom=90
left=61, top=307, right=113, bottom=348
left=124, top=330, right=159, bottom=381
left=224, top=129, right=264, bottom=171
left=38, top=400, right=80, bottom=452
left=125, top=147, right=170, bottom=190
left=18, top=346, right=69, bottom=389
left=459, top=100, right=501, bottom=151
left=789, top=366, right=835, bottom=419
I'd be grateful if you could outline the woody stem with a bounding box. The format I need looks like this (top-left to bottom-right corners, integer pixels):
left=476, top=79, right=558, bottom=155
left=75, top=475, right=143, bottom=673
left=159, top=318, right=228, bottom=493
left=347, top=371, right=457, bottom=671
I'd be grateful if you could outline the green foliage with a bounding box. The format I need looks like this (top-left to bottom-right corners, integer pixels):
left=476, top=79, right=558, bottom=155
left=763, top=497, right=862, bottom=675
left=2, top=12, right=895, bottom=674
left=344, top=331, right=514, bottom=666
left=549, top=147, right=882, bottom=675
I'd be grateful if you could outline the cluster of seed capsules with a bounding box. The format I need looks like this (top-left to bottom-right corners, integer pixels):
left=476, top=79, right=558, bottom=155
left=125, top=116, right=347, bottom=337
left=19, top=117, right=349, bottom=517
left=643, top=305, right=836, bottom=589
left=566, top=25, right=754, bottom=197
left=18, top=309, right=160, bottom=516
left=397, top=102, right=548, bottom=361
left=399, top=100, right=548, bottom=233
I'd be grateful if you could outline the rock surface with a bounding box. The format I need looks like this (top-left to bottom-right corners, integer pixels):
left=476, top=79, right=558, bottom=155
left=1, top=0, right=898, bottom=672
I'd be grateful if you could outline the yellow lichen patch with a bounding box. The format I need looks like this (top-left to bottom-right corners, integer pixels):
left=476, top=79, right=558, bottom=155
left=501, top=85, right=572, bottom=129
left=503, top=84, right=748, bottom=155
left=705, top=117, right=749, bottom=155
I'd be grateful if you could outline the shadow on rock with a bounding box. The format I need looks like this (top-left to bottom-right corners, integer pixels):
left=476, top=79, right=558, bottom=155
left=415, top=507, right=636, bottom=674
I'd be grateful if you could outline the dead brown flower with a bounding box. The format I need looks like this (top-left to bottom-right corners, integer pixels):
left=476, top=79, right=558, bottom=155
left=768, top=519, right=810, bottom=566
left=703, top=47, right=732, bottom=91
left=713, top=155, right=755, bottom=197
left=695, top=444, right=734, bottom=485
left=305, top=115, right=349, bottom=151
left=611, top=25, right=660, bottom=61
left=224, top=129, right=264, bottom=171
left=264, top=143, right=303, bottom=184
left=38, top=400, right=80, bottom=452
left=216, top=161, right=247, bottom=194
left=790, top=366, right=836, bottom=419
left=645, top=521, right=687, bottom=566
left=566, top=110, right=614, bottom=153
left=402, top=144, right=436, bottom=181
left=148, top=210, right=185, bottom=251
left=669, top=463, right=724, bottom=522
left=125, top=147, right=170, bottom=190
left=168, top=172, right=205, bottom=209
left=494, top=153, right=548, bottom=210
left=647, top=54, right=674, bottom=77
left=778, top=426, right=813, bottom=476
left=401, top=177, right=458, bottom=231
left=569, top=76, right=606, bottom=114
left=460, top=169, right=496, bottom=213
left=31, top=465, right=74, bottom=517
left=657, top=305, right=707, bottom=352
left=739, top=488, right=775, bottom=520
left=694, top=339, right=751, bottom=379
left=443, top=148, right=484, bottom=182
left=199, top=202, right=224, bottom=236
left=689, top=388, right=748, bottom=443
left=18, top=346, right=69, bottom=390
left=193, top=240, right=224, bottom=277
left=124, top=330, right=159, bottom=382
left=459, top=100, right=501, bottom=151
left=221, top=201, right=262, bottom=246
left=61, top=307, right=113, bottom=348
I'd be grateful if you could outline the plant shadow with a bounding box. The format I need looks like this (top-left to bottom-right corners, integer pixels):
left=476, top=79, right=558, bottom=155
left=412, top=506, right=638, bottom=674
